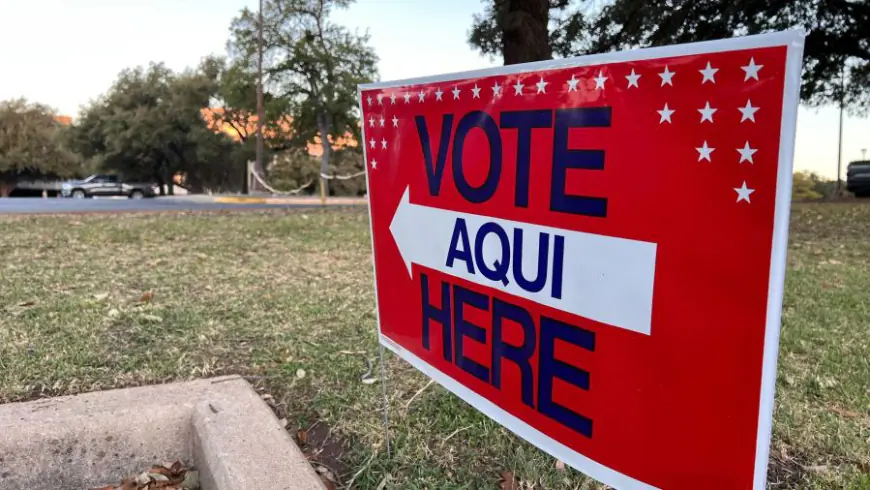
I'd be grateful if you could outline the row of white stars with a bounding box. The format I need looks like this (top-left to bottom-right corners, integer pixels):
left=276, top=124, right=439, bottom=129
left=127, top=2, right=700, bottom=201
left=696, top=141, right=758, bottom=163
left=657, top=100, right=759, bottom=124
left=364, top=58, right=764, bottom=105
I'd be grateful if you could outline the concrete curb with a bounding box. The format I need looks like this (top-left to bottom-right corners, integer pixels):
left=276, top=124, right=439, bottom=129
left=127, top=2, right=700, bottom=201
left=0, top=376, right=324, bottom=490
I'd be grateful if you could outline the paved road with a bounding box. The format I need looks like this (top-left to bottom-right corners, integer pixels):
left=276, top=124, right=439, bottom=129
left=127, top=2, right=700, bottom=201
left=0, top=197, right=318, bottom=215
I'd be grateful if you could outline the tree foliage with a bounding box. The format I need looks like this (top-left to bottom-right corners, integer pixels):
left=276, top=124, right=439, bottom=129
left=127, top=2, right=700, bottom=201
left=71, top=63, right=245, bottom=194
left=228, top=0, right=378, bottom=194
left=469, top=0, right=870, bottom=110
left=0, top=98, right=80, bottom=193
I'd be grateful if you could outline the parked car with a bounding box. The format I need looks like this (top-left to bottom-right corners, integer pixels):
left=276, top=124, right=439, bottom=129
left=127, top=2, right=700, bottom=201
left=61, top=175, right=157, bottom=199
left=846, top=161, right=870, bottom=198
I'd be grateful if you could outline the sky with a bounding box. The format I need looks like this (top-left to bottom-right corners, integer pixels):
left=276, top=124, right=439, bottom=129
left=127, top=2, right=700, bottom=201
left=0, top=0, right=866, bottom=179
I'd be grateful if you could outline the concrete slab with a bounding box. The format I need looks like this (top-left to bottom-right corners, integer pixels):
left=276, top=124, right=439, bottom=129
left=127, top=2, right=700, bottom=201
left=0, top=376, right=324, bottom=490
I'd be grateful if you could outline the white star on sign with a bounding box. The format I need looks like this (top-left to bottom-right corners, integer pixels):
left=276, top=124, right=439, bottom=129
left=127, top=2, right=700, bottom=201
left=390, top=93, right=396, bottom=104
left=742, top=57, right=763, bottom=81
left=370, top=158, right=377, bottom=169
left=435, top=87, right=443, bottom=101
left=735, top=181, right=755, bottom=203
left=492, top=81, right=502, bottom=97
left=391, top=115, right=398, bottom=127
left=737, top=141, right=757, bottom=163
left=513, top=81, right=524, bottom=95
left=739, top=100, right=759, bottom=122
left=696, top=141, right=715, bottom=162
left=366, top=95, right=372, bottom=106
left=369, top=138, right=375, bottom=149
left=368, top=116, right=374, bottom=128
left=403, top=92, right=411, bottom=103
left=381, top=138, right=388, bottom=149
left=657, top=103, right=675, bottom=123
left=536, top=77, right=548, bottom=94
left=452, top=86, right=461, bottom=100
left=376, top=94, right=383, bottom=105
left=625, top=69, right=641, bottom=88
left=418, top=90, right=426, bottom=102
left=659, top=66, right=675, bottom=86
left=594, top=70, right=607, bottom=90
left=567, top=74, right=579, bottom=92
left=700, top=62, right=718, bottom=84
left=698, top=101, right=717, bottom=123
left=472, top=84, right=481, bottom=98
left=378, top=116, right=385, bottom=127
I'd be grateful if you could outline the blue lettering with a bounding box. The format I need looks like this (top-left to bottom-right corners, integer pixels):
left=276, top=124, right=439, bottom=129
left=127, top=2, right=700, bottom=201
left=512, top=228, right=549, bottom=293
left=538, top=316, right=595, bottom=438
left=452, top=111, right=502, bottom=203
left=420, top=272, right=452, bottom=362
left=453, top=284, right=490, bottom=383
left=474, top=222, right=511, bottom=286
left=492, top=298, right=536, bottom=409
left=446, top=218, right=475, bottom=273
left=500, top=110, right=553, bottom=208
left=551, top=107, right=611, bottom=218
left=415, top=114, right=454, bottom=197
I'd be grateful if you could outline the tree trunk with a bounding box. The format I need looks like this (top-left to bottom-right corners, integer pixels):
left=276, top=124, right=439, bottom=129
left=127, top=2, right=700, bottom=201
left=502, top=0, right=551, bottom=65
left=168, top=182, right=175, bottom=196
left=0, top=182, right=12, bottom=198
left=317, top=111, right=332, bottom=197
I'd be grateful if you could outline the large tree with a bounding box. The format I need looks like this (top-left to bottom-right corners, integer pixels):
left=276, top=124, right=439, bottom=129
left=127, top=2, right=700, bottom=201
left=72, top=63, right=245, bottom=194
left=0, top=99, right=80, bottom=196
left=469, top=0, right=587, bottom=65
left=469, top=0, right=870, bottom=111
left=228, top=0, right=378, bottom=196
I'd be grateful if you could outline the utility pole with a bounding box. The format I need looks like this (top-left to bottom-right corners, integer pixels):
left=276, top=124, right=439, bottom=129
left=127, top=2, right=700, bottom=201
left=254, top=0, right=265, bottom=195
left=862, top=148, right=867, bottom=161
left=836, top=64, right=845, bottom=194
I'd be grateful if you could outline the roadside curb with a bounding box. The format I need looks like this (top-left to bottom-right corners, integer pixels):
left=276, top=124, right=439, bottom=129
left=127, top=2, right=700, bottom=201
left=213, top=196, right=367, bottom=205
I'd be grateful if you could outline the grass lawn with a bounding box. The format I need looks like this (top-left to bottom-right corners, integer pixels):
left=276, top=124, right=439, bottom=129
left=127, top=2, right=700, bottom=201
left=0, top=203, right=868, bottom=489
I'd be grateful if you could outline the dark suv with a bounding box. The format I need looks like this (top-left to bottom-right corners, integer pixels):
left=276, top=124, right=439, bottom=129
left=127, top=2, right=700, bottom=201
left=846, top=161, right=870, bottom=198
left=61, top=175, right=157, bottom=199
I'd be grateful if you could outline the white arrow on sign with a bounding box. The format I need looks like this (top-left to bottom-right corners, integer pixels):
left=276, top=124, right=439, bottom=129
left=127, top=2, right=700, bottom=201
left=389, top=187, right=658, bottom=335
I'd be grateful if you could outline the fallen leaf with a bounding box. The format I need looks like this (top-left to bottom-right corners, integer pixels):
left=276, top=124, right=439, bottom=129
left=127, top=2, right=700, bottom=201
left=94, top=293, right=110, bottom=301
left=17, top=301, right=35, bottom=307
left=180, top=470, right=199, bottom=489
left=499, top=470, right=516, bottom=490
left=141, top=314, right=163, bottom=323
left=169, top=460, right=185, bottom=476
left=149, top=465, right=173, bottom=478
left=278, top=417, right=288, bottom=428
left=108, top=308, right=121, bottom=318
left=139, top=291, right=154, bottom=303
left=555, top=459, right=566, bottom=471
left=120, top=479, right=138, bottom=490
left=829, top=406, right=860, bottom=419
left=296, top=368, right=306, bottom=379
left=319, top=473, right=337, bottom=490
left=297, top=429, right=308, bottom=445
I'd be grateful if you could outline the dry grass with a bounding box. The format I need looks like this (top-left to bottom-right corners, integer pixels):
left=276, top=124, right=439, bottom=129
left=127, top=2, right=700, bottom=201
left=0, top=204, right=868, bottom=489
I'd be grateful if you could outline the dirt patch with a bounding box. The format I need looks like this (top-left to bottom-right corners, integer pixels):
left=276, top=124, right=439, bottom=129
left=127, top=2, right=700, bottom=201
left=296, top=420, right=351, bottom=487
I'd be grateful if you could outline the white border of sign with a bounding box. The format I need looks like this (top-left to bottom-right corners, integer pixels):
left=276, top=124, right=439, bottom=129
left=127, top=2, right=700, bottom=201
left=360, top=30, right=805, bottom=490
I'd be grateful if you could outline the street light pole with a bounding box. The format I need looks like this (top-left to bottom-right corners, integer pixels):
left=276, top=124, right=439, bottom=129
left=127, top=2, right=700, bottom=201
left=254, top=0, right=265, bottom=194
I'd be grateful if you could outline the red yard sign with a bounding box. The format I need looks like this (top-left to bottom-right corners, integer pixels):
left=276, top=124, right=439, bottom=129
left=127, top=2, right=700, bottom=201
left=360, top=31, right=804, bottom=489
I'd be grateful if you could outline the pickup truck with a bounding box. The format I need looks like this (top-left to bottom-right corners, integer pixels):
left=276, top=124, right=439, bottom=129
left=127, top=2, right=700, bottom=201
left=846, top=161, right=870, bottom=198
left=61, top=175, right=157, bottom=199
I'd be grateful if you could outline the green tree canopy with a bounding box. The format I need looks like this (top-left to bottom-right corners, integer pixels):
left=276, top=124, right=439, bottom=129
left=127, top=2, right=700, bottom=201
left=469, top=0, right=870, bottom=111
left=228, top=0, right=378, bottom=195
left=72, top=63, right=245, bottom=194
left=0, top=98, right=80, bottom=195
